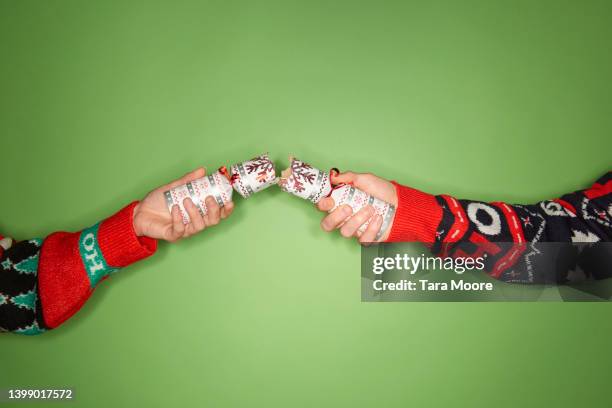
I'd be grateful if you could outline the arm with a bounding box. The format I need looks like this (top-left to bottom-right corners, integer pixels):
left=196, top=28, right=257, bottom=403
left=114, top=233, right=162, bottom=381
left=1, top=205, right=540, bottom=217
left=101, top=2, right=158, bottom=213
left=0, top=167, right=234, bottom=335
left=384, top=172, right=611, bottom=245
left=0, top=203, right=156, bottom=335
left=317, top=171, right=611, bottom=282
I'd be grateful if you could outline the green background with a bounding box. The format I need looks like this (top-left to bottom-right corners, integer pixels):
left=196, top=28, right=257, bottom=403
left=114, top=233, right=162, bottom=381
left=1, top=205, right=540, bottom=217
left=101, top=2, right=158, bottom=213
left=1, top=0, right=611, bottom=406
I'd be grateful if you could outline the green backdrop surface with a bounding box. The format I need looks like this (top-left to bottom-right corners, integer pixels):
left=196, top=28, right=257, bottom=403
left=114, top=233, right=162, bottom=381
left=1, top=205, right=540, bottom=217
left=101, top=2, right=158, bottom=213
left=1, top=1, right=611, bottom=407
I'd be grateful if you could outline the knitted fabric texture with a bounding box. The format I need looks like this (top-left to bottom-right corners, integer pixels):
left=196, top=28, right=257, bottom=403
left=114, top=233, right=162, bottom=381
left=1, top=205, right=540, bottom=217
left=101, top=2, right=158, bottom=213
left=387, top=172, right=611, bottom=283
left=1, top=202, right=157, bottom=334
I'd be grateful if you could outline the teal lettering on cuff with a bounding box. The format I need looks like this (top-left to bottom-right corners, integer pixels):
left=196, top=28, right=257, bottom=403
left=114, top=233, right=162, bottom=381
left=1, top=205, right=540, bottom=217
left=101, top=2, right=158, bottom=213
left=78, top=223, right=117, bottom=287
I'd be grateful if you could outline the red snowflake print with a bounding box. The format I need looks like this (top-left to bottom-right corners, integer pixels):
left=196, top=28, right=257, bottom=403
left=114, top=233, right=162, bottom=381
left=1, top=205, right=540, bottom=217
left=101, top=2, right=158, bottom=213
left=245, top=155, right=274, bottom=184
left=290, top=160, right=316, bottom=192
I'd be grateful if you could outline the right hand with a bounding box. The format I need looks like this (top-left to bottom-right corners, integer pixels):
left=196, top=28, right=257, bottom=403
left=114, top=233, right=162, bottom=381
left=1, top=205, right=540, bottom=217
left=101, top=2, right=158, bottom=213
left=133, top=167, right=235, bottom=242
left=317, top=171, right=398, bottom=244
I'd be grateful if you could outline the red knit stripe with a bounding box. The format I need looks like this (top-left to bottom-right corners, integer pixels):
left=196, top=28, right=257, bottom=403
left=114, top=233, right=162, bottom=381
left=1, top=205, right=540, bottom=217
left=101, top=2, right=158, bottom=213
left=492, top=202, right=526, bottom=244
left=386, top=182, right=442, bottom=243
left=553, top=198, right=577, bottom=215
left=489, top=241, right=527, bottom=278
left=38, top=232, right=92, bottom=328
left=441, top=195, right=469, bottom=242
left=584, top=180, right=612, bottom=199
left=98, top=201, right=157, bottom=268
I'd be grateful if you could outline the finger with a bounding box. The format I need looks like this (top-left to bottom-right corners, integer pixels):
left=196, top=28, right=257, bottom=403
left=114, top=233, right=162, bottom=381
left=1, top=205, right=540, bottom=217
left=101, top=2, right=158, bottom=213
left=183, top=166, right=206, bottom=183
left=317, top=197, right=335, bottom=212
left=331, top=171, right=359, bottom=186
left=167, top=205, right=185, bottom=241
left=184, top=198, right=205, bottom=235
left=340, top=206, right=375, bottom=238
left=360, top=214, right=383, bottom=245
left=166, top=166, right=207, bottom=189
left=204, top=196, right=220, bottom=226
left=221, top=201, right=234, bottom=219
left=320, top=205, right=353, bottom=232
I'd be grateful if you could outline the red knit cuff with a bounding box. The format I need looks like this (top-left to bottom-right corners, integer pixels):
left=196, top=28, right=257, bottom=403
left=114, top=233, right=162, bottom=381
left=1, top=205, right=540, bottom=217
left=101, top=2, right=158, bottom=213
left=98, top=201, right=157, bottom=268
left=38, top=202, right=157, bottom=329
left=386, top=182, right=443, bottom=243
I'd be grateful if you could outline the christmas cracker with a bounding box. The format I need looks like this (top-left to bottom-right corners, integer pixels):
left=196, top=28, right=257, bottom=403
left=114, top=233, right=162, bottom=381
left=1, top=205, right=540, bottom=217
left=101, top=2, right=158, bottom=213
left=164, top=153, right=277, bottom=223
left=279, top=157, right=395, bottom=241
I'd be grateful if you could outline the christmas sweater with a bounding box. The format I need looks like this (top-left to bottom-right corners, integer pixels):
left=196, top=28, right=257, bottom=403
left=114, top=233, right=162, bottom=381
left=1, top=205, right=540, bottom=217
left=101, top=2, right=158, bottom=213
left=387, top=172, right=612, bottom=283
left=0, top=202, right=157, bottom=335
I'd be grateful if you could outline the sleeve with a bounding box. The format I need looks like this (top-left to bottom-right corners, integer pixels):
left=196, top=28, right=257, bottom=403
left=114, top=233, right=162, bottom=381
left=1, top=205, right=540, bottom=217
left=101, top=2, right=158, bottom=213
left=386, top=172, right=612, bottom=283
left=0, top=202, right=157, bottom=335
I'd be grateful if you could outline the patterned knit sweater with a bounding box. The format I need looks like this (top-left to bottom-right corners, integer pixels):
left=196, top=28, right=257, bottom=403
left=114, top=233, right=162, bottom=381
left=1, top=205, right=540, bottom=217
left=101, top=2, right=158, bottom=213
left=386, top=171, right=611, bottom=283
left=1, top=172, right=610, bottom=334
left=0, top=202, right=156, bottom=335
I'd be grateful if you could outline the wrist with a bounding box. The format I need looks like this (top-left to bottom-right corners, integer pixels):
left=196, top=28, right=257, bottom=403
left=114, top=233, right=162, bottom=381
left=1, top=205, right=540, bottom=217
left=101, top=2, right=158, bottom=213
left=132, top=202, right=143, bottom=236
left=385, top=179, right=399, bottom=207
left=386, top=182, right=442, bottom=242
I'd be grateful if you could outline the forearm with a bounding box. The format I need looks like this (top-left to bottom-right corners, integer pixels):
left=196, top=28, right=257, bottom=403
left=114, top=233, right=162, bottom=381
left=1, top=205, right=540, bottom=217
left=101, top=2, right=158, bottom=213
left=386, top=172, right=611, bottom=282
left=387, top=172, right=611, bottom=243
left=0, top=202, right=157, bottom=334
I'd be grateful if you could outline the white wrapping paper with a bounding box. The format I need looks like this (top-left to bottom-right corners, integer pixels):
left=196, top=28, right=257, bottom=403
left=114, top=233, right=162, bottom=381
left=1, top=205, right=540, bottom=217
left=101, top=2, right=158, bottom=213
left=164, top=170, right=233, bottom=224
left=229, top=153, right=277, bottom=198
left=328, top=184, right=395, bottom=241
left=279, top=157, right=395, bottom=241
left=278, top=157, right=332, bottom=203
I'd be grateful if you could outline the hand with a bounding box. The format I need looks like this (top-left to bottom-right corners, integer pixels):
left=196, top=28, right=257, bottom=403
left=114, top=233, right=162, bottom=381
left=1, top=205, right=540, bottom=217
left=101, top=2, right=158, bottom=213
left=317, top=171, right=397, bottom=243
left=132, top=167, right=235, bottom=242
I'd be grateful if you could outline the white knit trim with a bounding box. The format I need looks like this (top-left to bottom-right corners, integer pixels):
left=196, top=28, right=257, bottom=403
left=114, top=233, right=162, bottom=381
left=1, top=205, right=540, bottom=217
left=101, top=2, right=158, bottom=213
left=0, top=237, right=13, bottom=250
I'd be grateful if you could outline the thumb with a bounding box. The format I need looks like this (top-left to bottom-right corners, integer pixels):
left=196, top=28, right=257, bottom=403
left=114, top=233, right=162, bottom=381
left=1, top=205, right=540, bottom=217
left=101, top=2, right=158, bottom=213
left=167, top=166, right=207, bottom=189
left=182, top=166, right=206, bottom=183
left=330, top=171, right=358, bottom=186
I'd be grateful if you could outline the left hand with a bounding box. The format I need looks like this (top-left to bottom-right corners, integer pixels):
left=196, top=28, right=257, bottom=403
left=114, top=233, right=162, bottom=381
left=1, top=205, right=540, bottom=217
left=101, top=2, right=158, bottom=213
left=132, top=167, right=235, bottom=242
